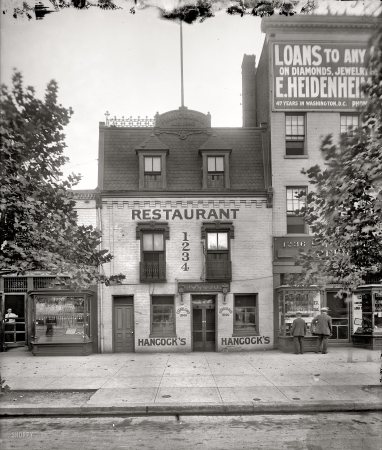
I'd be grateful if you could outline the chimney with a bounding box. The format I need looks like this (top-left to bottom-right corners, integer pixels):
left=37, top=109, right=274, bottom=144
left=241, top=55, right=257, bottom=128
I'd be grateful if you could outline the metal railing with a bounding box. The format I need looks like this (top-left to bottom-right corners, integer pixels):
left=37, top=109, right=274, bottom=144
left=206, top=261, right=232, bottom=281
left=140, top=262, right=166, bottom=282
left=105, top=112, right=155, bottom=128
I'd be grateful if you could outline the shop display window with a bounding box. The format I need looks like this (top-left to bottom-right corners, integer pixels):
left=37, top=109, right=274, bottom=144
left=277, top=287, right=320, bottom=336
left=354, top=290, right=382, bottom=335
left=33, top=295, right=91, bottom=344
left=151, top=296, right=175, bottom=336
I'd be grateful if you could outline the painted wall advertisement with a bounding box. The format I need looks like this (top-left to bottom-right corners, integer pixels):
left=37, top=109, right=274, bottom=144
left=272, top=43, right=369, bottom=111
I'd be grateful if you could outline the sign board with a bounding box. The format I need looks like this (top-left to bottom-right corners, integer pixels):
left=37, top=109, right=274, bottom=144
left=272, top=43, right=369, bottom=111
left=156, top=108, right=211, bottom=128
left=178, top=282, right=230, bottom=293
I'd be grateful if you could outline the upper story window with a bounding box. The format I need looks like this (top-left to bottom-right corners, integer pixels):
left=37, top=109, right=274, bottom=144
left=136, top=222, right=169, bottom=282
left=340, top=114, right=359, bottom=135
left=144, top=156, right=162, bottom=188
left=201, top=222, right=234, bottom=282
left=285, top=114, right=305, bottom=156
left=207, top=156, right=224, bottom=188
left=135, top=134, right=169, bottom=190
left=286, top=187, right=307, bottom=234
left=199, top=134, right=232, bottom=189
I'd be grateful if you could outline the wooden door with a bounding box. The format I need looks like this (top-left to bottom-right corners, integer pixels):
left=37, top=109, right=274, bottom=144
left=192, top=296, right=216, bottom=352
left=327, top=292, right=349, bottom=342
left=114, top=303, right=134, bottom=353
left=3, top=294, right=26, bottom=347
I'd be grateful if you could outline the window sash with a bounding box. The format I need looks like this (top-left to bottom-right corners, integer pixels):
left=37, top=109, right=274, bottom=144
left=207, top=232, right=228, bottom=250
left=286, top=188, right=306, bottom=213
left=144, top=156, right=161, bottom=173
left=340, top=115, right=359, bottom=134
left=143, top=233, right=164, bottom=251
left=208, top=156, right=224, bottom=173
left=286, top=115, right=305, bottom=140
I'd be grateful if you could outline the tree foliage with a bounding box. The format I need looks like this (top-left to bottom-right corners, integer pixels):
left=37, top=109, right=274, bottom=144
left=0, top=71, right=124, bottom=288
left=293, top=20, right=382, bottom=290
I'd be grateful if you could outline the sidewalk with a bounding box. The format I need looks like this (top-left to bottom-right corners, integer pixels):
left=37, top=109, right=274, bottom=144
left=0, top=346, right=381, bottom=416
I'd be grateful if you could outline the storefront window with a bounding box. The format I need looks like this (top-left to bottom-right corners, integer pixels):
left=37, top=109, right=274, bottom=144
left=34, top=295, right=91, bottom=344
left=151, top=296, right=175, bottom=335
left=234, top=295, right=257, bottom=334
left=278, top=288, right=320, bottom=336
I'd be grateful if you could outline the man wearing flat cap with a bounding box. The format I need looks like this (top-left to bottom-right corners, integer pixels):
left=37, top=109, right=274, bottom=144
left=311, top=307, right=332, bottom=354
left=290, top=311, right=307, bottom=354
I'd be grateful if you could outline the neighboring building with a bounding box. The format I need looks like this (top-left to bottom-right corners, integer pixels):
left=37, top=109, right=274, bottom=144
left=96, top=108, right=274, bottom=353
left=243, top=15, right=382, bottom=351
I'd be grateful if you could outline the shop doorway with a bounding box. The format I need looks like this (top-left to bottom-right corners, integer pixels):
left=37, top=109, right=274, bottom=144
left=192, top=295, right=216, bottom=352
left=113, top=297, right=134, bottom=353
left=2, top=294, right=26, bottom=348
left=326, top=291, right=350, bottom=343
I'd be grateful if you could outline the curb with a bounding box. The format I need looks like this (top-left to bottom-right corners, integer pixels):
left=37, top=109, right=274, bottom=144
left=1, top=401, right=381, bottom=416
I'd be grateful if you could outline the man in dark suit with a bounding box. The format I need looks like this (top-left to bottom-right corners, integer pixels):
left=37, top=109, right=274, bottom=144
left=290, top=311, right=307, bottom=354
left=311, top=307, right=332, bottom=354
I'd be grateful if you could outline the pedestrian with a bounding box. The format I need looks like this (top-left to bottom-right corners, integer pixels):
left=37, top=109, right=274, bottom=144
left=290, top=311, right=307, bottom=354
left=4, top=308, right=18, bottom=342
left=5, top=308, right=18, bottom=322
left=311, top=307, right=332, bottom=354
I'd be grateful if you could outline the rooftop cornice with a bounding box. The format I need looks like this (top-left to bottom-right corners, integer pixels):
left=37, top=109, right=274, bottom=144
left=261, top=15, right=378, bottom=33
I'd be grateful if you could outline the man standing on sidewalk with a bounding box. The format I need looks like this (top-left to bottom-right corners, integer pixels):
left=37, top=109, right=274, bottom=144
left=312, top=307, right=332, bottom=354
left=291, top=311, right=307, bottom=354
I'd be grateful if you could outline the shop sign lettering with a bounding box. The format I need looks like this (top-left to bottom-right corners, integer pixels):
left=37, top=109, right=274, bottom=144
left=138, top=338, right=186, bottom=346
left=132, top=208, right=239, bottom=221
left=273, top=43, right=369, bottom=111
left=176, top=307, right=190, bottom=317
left=221, top=336, right=271, bottom=345
left=180, top=282, right=229, bottom=293
left=219, top=307, right=233, bottom=316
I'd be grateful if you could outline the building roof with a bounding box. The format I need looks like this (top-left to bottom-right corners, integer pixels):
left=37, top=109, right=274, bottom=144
left=101, top=124, right=266, bottom=193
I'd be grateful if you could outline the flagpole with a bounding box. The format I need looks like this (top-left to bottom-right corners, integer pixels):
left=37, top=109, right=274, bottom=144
left=180, top=19, right=184, bottom=107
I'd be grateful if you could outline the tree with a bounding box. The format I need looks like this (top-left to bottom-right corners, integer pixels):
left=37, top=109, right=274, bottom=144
left=3, top=0, right=319, bottom=22
left=0, top=71, right=125, bottom=289
left=293, top=20, right=382, bottom=291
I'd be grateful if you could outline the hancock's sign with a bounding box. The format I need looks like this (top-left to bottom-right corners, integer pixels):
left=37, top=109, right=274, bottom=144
left=272, top=43, right=369, bottom=111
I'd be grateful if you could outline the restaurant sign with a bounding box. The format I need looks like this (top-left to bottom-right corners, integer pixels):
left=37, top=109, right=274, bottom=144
left=272, top=43, right=369, bottom=111
left=178, top=282, right=230, bottom=293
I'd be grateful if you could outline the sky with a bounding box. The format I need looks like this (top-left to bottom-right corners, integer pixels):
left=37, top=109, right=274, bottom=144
left=1, top=0, right=380, bottom=190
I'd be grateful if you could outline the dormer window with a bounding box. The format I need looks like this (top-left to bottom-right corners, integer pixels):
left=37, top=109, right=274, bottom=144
left=135, top=134, right=169, bottom=190
left=144, top=156, right=162, bottom=188
left=199, top=133, right=232, bottom=190
left=207, top=156, right=224, bottom=188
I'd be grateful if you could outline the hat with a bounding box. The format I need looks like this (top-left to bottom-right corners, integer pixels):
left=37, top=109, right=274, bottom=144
left=320, top=307, right=329, bottom=311
left=295, top=311, right=303, bottom=315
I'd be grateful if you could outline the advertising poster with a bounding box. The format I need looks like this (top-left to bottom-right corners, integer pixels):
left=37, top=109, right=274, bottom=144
left=273, top=43, right=370, bottom=111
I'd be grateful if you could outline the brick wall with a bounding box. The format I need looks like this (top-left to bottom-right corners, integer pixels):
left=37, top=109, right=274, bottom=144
left=99, top=197, right=273, bottom=353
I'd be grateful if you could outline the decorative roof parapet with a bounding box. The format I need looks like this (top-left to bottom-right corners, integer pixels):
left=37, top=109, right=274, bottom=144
left=105, top=111, right=155, bottom=128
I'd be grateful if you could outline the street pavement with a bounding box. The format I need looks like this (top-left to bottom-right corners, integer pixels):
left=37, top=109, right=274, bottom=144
left=0, top=346, right=381, bottom=416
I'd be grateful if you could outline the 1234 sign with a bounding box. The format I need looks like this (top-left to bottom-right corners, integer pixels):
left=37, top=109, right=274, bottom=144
left=181, top=232, right=190, bottom=271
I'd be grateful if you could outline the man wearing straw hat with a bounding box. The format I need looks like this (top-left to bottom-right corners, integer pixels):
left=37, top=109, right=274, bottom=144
left=290, top=311, right=307, bottom=354
left=311, top=307, right=332, bottom=354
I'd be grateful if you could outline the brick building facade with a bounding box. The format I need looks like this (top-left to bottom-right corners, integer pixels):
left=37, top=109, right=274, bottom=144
left=243, top=15, right=382, bottom=351
left=96, top=108, right=274, bottom=353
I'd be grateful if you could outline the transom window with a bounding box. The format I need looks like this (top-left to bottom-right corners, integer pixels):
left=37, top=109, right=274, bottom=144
left=285, top=114, right=305, bottom=156
left=287, top=187, right=307, bottom=234
left=234, top=295, right=258, bottom=334
left=151, top=296, right=175, bottom=336
left=340, top=115, right=359, bottom=134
